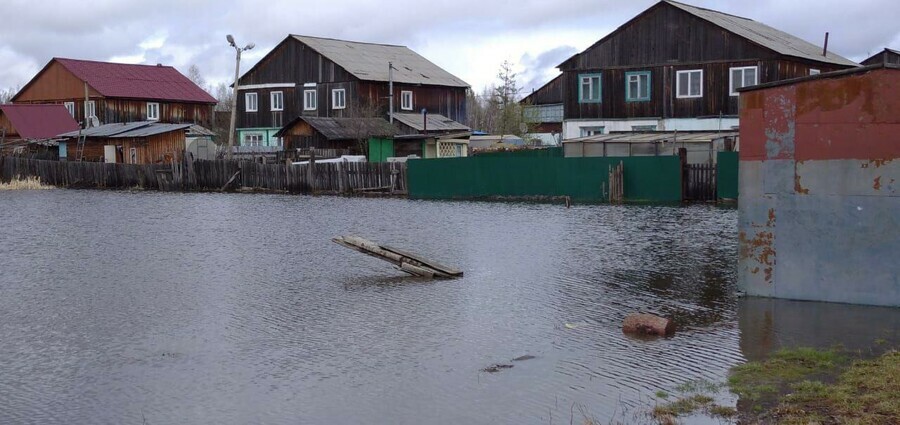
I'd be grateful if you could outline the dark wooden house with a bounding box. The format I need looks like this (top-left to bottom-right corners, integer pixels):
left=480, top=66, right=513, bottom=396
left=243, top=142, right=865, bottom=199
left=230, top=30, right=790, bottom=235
left=12, top=58, right=217, bottom=128
left=861, top=48, right=900, bottom=66
left=234, top=35, right=469, bottom=148
left=557, top=0, right=858, bottom=139
left=274, top=116, right=397, bottom=153
left=521, top=74, right=564, bottom=135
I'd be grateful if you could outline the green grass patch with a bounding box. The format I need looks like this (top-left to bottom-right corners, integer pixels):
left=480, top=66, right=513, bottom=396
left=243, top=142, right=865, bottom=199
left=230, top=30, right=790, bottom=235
left=728, top=346, right=845, bottom=401
left=772, top=350, right=900, bottom=424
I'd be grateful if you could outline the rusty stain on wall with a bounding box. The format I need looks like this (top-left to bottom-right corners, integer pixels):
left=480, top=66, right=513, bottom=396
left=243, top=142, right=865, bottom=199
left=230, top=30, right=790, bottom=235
left=794, top=161, right=809, bottom=194
left=764, top=94, right=796, bottom=160
left=873, top=176, right=882, bottom=191
left=739, top=208, right=777, bottom=284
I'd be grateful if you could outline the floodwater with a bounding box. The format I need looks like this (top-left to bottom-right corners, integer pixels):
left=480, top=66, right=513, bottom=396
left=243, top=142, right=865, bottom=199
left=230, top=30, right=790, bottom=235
left=0, top=190, right=896, bottom=424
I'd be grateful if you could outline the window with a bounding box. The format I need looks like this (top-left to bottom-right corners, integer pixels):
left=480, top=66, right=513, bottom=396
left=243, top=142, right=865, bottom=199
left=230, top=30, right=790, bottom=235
left=86, top=100, right=96, bottom=118
left=64, top=102, right=75, bottom=117
left=270, top=91, right=284, bottom=111
left=304, top=89, right=317, bottom=111
left=579, top=73, right=602, bottom=103
left=400, top=90, right=413, bottom=110
left=243, top=133, right=263, bottom=146
left=129, top=147, right=137, bottom=164
left=271, top=137, right=283, bottom=147
left=332, top=89, right=346, bottom=109
left=809, top=69, right=821, bottom=76
left=676, top=70, right=703, bottom=98
left=146, top=102, right=159, bottom=121
left=632, top=125, right=657, bottom=132
left=729, top=66, right=758, bottom=96
left=245, top=93, right=258, bottom=112
left=580, top=126, right=605, bottom=137
left=625, top=71, right=651, bottom=102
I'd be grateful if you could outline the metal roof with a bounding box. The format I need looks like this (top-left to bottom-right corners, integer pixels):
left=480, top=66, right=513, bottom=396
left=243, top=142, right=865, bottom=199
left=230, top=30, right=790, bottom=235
left=564, top=131, right=738, bottom=144
left=45, top=58, right=217, bottom=104
left=0, top=104, right=79, bottom=139
left=392, top=113, right=470, bottom=132
left=665, top=1, right=858, bottom=67
left=276, top=116, right=398, bottom=140
left=292, top=35, right=469, bottom=88
left=58, top=121, right=193, bottom=138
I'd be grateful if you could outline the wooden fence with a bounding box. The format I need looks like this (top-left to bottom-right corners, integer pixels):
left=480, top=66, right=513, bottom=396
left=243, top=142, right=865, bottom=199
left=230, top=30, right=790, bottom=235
left=0, top=156, right=408, bottom=196
left=684, top=163, right=716, bottom=202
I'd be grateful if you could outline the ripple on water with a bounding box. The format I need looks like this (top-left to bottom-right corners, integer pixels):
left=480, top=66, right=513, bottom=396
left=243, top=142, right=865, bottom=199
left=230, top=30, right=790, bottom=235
left=0, top=191, right=747, bottom=424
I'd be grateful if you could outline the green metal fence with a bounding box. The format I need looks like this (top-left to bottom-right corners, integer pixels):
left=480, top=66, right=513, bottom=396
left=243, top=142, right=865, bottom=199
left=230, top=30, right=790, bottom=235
left=716, top=151, right=739, bottom=200
left=407, top=155, right=682, bottom=203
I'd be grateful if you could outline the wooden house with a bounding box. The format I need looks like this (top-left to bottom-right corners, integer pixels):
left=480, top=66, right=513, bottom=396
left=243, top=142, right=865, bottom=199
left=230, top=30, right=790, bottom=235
left=556, top=0, right=858, bottom=139
left=12, top=58, right=217, bottom=128
left=57, top=122, right=213, bottom=164
left=861, top=48, right=900, bottom=66
left=274, top=116, right=397, bottom=153
left=0, top=104, right=79, bottom=157
left=234, top=35, right=469, bottom=148
left=522, top=74, right=564, bottom=134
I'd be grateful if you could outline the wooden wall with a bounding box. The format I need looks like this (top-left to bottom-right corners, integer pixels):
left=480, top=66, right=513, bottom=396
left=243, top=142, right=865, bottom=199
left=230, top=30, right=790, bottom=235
left=236, top=36, right=468, bottom=129
left=522, top=75, right=564, bottom=105
left=63, top=131, right=185, bottom=164
left=560, top=2, right=854, bottom=121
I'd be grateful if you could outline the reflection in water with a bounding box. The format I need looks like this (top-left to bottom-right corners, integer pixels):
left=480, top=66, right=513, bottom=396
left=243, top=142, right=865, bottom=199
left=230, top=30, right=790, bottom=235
left=738, top=297, right=900, bottom=362
left=0, top=190, right=882, bottom=424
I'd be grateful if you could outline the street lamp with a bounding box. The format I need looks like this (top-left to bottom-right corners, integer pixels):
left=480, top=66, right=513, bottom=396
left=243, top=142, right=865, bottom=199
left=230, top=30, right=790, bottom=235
left=226, top=34, right=254, bottom=160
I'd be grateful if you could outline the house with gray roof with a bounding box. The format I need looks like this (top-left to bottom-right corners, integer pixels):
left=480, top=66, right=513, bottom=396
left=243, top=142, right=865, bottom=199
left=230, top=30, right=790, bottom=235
left=234, top=35, right=469, bottom=149
left=556, top=0, right=858, bottom=139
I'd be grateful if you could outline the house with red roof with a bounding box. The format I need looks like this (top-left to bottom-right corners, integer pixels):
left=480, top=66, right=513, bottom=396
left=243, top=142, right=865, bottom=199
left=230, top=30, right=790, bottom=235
left=11, top=58, right=217, bottom=129
left=0, top=104, right=79, bottom=156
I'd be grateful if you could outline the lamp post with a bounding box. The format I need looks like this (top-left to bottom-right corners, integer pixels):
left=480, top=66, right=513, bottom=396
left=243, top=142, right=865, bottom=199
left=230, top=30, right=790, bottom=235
left=226, top=34, right=254, bottom=160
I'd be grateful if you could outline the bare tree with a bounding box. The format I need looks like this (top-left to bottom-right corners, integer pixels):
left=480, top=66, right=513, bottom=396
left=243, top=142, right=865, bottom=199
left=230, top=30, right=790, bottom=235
left=0, top=87, right=18, bottom=104
left=213, top=82, right=233, bottom=112
left=345, top=98, right=385, bottom=154
left=187, top=64, right=207, bottom=91
left=493, top=60, right=530, bottom=138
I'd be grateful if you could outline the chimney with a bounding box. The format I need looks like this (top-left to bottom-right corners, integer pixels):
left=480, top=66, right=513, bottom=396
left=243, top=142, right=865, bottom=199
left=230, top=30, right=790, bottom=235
left=822, top=32, right=829, bottom=56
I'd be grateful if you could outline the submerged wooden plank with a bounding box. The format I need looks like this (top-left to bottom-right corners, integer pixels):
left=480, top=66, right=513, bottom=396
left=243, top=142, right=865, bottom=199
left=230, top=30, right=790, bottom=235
left=332, top=236, right=463, bottom=279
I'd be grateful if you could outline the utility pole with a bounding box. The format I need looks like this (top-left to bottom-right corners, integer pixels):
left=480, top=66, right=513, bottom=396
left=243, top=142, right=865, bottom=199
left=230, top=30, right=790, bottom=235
left=226, top=34, right=255, bottom=160
left=388, top=62, right=394, bottom=124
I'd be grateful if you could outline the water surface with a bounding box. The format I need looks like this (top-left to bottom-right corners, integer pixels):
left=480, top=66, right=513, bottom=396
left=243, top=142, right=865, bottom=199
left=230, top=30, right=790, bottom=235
left=0, top=190, right=891, bottom=424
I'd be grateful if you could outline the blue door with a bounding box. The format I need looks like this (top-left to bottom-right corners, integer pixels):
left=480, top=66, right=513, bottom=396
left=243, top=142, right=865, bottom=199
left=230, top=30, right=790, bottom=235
left=59, top=142, right=67, bottom=160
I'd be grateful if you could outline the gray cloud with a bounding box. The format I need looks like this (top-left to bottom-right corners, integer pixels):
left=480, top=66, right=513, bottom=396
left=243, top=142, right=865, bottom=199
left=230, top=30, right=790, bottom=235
left=0, top=0, right=897, bottom=92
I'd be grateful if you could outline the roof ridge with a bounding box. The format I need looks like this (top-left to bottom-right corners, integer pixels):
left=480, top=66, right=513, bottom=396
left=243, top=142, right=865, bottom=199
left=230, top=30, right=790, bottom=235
left=55, top=57, right=176, bottom=69
left=291, top=34, right=408, bottom=49
left=663, top=0, right=754, bottom=22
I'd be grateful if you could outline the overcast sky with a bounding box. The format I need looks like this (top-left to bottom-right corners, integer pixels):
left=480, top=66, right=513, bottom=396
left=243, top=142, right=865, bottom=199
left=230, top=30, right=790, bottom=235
left=1, top=0, right=897, bottom=96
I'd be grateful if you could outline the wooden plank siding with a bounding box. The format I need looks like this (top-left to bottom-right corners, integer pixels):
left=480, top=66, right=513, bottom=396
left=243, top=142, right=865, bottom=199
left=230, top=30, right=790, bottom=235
left=62, top=132, right=186, bottom=164
left=559, top=1, right=852, bottom=121
left=236, top=36, right=468, bottom=130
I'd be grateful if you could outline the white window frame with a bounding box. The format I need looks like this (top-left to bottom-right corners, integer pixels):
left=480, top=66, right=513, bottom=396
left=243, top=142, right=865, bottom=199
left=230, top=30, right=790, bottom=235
left=400, top=90, right=413, bottom=111
left=809, top=69, right=821, bottom=76
left=64, top=102, right=75, bottom=117
left=146, top=102, right=160, bottom=121
left=245, top=92, right=258, bottom=112
left=129, top=147, right=137, bottom=164
left=332, top=89, right=346, bottom=110
left=304, top=89, right=317, bottom=111
left=85, top=100, right=96, bottom=118
left=270, top=91, right=284, bottom=111
left=729, top=66, right=759, bottom=96
left=676, top=69, right=703, bottom=99
left=243, top=133, right=263, bottom=147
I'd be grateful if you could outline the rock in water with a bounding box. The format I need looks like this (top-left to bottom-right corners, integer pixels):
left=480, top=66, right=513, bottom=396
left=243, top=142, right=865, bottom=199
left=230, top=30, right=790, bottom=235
left=622, top=313, right=675, bottom=336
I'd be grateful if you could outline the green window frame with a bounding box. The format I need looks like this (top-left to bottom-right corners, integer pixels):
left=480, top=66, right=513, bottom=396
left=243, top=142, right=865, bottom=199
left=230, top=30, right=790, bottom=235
left=625, top=71, right=651, bottom=102
left=578, top=73, right=602, bottom=103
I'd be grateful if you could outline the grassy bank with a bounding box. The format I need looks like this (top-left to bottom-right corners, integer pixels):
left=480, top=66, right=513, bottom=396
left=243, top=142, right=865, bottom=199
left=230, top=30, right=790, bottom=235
left=0, top=176, right=54, bottom=190
left=649, top=347, right=898, bottom=424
